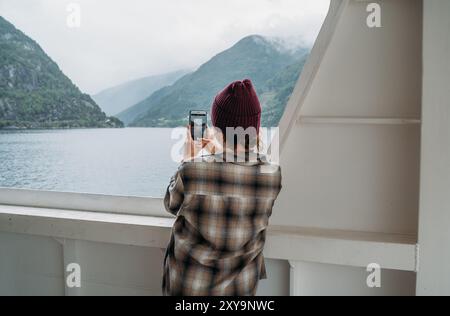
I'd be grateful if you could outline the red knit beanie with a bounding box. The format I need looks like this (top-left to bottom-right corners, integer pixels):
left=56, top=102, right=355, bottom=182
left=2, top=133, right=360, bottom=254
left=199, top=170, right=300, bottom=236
left=211, top=79, right=261, bottom=134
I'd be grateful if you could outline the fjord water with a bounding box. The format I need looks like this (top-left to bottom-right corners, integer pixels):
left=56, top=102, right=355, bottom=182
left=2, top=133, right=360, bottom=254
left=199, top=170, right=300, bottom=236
left=0, top=128, right=179, bottom=197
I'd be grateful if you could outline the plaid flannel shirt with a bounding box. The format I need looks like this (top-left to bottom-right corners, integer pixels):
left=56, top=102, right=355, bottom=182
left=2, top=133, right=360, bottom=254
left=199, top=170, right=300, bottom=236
left=162, top=153, right=282, bottom=296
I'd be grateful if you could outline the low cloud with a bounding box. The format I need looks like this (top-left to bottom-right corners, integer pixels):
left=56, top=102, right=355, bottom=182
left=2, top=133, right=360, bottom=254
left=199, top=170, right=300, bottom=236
left=0, top=0, right=329, bottom=94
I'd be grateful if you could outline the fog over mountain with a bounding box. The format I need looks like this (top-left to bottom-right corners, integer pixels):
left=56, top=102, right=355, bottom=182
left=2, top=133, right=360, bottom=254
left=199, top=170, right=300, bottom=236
left=93, top=70, right=190, bottom=116
left=120, top=35, right=309, bottom=127
left=0, top=0, right=329, bottom=94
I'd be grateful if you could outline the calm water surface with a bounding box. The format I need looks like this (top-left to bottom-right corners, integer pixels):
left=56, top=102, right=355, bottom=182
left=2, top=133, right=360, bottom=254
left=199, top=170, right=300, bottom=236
left=0, top=128, right=179, bottom=197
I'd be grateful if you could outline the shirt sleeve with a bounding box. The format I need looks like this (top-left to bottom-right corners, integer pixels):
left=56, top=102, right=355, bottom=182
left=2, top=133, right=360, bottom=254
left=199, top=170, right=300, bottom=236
left=164, top=166, right=185, bottom=216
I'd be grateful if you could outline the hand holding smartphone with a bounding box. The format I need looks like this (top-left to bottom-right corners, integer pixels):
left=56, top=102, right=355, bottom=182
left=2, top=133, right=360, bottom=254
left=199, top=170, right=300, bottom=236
left=182, top=110, right=208, bottom=162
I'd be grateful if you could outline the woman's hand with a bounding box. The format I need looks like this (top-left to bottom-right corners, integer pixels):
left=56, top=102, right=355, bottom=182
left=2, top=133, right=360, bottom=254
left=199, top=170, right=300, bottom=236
left=183, top=127, right=223, bottom=162
left=183, top=126, right=206, bottom=162
left=201, top=127, right=223, bottom=156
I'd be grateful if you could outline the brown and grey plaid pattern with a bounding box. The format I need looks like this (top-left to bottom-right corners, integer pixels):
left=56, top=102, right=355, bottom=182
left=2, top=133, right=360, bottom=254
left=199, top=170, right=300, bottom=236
left=162, top=154, right=282, bottom=296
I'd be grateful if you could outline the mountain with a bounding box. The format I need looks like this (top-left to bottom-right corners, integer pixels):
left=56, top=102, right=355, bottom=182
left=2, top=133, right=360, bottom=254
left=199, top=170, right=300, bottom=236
left=125, top=35, right=309, bottom=128
left=0, top=16, right=123, bottom=129
left=259, top=58, right=307, bottom=127
left=93, top=70, right=190, bottom=116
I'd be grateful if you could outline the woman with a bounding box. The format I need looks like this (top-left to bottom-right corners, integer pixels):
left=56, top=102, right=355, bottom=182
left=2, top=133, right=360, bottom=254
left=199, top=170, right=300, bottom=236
left=162, top=79, right=282, bottom=296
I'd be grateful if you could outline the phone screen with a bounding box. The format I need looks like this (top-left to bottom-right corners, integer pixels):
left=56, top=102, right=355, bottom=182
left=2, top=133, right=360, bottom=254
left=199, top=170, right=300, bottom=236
left=189, top=111, right=207, bottom=140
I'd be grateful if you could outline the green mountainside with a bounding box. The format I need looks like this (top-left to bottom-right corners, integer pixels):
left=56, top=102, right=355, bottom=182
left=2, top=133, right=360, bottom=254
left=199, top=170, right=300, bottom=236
left=259, top=58, right=307, bottom=127
left=0, top=15, right=308, bottom=130
left=120, top=35, right=309, bottom=127
left=0, top=16, right=123, bottom=129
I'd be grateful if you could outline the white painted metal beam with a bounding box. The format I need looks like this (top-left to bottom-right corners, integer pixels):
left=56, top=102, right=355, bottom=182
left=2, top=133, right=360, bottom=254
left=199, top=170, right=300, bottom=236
left=0, top=187, right=166, bottom=217
left=298, top=116, right=421, bottom=125
left=0, top=204, right=418, bottom=272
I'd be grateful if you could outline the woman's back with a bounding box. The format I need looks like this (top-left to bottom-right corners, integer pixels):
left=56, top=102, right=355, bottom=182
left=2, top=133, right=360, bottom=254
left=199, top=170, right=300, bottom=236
left=163, top=154, right=282, bottom=296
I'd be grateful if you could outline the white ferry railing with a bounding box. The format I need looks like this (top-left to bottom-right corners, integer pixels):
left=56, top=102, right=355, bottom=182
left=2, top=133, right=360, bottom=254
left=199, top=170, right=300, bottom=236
left=0, top=187, right=166, bottom=217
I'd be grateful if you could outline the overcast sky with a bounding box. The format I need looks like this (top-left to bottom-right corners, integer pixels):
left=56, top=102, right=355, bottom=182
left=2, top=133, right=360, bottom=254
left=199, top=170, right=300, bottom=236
left=0, top=0, right=329, bottom=94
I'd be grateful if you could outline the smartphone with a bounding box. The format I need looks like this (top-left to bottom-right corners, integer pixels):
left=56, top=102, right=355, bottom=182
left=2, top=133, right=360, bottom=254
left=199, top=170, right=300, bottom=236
left=189, top=110, right=207, bottom=141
